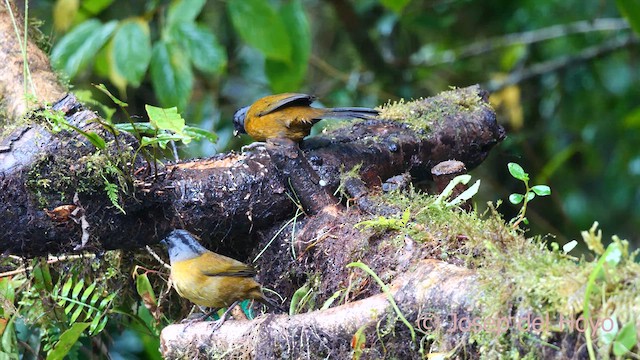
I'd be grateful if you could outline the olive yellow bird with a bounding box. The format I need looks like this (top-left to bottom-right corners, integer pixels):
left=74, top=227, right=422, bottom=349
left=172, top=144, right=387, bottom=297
left=161, top=229, right=281, bottom=322
left=233, top=93, right=379, bottom=142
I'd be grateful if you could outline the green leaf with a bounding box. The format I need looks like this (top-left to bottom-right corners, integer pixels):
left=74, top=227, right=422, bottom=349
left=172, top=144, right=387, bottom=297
left=509, top=193, right=524, bottom=204
left=352, top=325, right=367, bottom=360
left=136, top=273, right=157, bottom=305
left=171, top=22, right=227, bottom=74
left=80, top=282, right=97, bottom=303
left=265, top=0, right=310, bottom=92
left=613, top=321, right=637, bottom=355
left=380, top=0, right=410, bottom=13
left=531, top=185, right=551, bottom=196
left=1, top=316, right=17, bottom=357
left=46, top=322, right=90, bottom=360
left=145, top=105, right=185, bottom=134
left=69, top=303, right=85, bottom=323
left=167, top=0, right=207, bottom=28
left=32, top=260, right=54, bottom=292
left=110, top=19, right=152, bottom=87
left=616, top=0, right=640, bottom=36
left=525, top=191, right=535, bottom=201
left=71, top=278, right=85, bottom=299
left=84, top=132, right=106, bottom=149
left=183, top=126, right=218, bottom=143
left=141, top=133, right=189, bottom=149
left=507, top=162, right=528, bottom=181
left=50, top=20, right=118, bottom=79
left=94, top=84, right=128, bottom=107
left=61, top=277, right=74, bottom=298
left=228, top=0, right=292, bottom=62
left=150, top=41, right=194, bottom=111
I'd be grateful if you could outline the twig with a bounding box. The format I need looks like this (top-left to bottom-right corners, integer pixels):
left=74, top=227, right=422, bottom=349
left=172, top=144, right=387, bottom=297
left=146, top=245, right=171, bottom=270
left=0, top=253, right=96, bottom=278
left=486, top=34, right=639, bottom=91
left=416, top=18, right=632, bottom=66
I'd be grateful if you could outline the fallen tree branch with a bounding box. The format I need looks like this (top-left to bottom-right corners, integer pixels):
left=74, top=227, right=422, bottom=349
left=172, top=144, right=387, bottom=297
left=160, top=259, right=478, bottom=359
left=0, top=86, right=504, bottom=256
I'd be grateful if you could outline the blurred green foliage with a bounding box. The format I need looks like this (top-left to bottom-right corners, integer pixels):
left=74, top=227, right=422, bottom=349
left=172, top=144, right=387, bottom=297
left=7, top=0, right=640, bottom=356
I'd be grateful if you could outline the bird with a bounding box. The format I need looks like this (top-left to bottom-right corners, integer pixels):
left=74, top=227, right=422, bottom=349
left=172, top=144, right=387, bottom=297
left=160, top=229, right=282, bottom=326
left=233, top=93, right=379, bottom=142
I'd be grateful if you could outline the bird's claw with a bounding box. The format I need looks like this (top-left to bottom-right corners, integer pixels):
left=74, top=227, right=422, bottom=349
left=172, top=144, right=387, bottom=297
left=241, top=142, right=267, bottom=153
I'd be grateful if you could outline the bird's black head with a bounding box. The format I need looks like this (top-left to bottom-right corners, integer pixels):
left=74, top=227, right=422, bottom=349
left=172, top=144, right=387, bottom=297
left=233, top=106, right=249, bottom=137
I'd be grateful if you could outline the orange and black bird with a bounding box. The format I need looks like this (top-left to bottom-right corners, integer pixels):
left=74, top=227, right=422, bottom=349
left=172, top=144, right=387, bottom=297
left=233, top=93, right=379, bottom=142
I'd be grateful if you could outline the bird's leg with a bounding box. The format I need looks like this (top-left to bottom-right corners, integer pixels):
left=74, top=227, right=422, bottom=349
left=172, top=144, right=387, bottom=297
left=209, top=300, right=241, bottom=332
left=241, top=141, right=267, bottom=153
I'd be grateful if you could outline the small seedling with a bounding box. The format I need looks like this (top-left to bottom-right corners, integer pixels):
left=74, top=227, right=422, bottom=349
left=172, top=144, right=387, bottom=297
left=507, top=162, right=551, bottom=228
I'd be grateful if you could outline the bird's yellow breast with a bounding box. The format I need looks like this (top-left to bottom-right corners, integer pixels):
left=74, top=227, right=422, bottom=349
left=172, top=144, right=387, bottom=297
left=170, top=256, right=263, bottom=308
left=245, top=106, right=324, bottom=142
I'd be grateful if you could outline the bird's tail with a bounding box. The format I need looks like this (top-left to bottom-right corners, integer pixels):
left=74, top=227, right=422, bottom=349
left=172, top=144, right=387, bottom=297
left=325, top=107, right=379, bottom=120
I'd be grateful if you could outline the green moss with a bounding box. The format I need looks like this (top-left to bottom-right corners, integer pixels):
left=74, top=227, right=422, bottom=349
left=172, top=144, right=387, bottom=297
left=377, top=85, right=491, bottom=135
left=348, top=182, right=639, bottom=357
left=26, top=141, right=134, bottom=209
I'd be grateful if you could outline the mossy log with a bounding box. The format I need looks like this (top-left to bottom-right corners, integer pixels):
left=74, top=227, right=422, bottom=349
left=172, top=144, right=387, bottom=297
left=0, top=86, right=504, bottom=256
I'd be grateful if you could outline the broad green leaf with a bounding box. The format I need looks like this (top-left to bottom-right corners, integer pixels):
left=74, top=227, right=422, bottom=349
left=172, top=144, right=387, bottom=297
left=525, top=191, right=535, bottom=201
left=171, top=22, right=227, bottom=74
left=531, top=185, right=551, bottom=196
left=167, top=0, right=207, bottom=28
left=150, top=41, right=194, bottom=111
left=46, top=322, right=90, bottom=360
left=110, top=19, right=152, bottom=88
left=53, top=0, right=80, bottom=32
left=616, top=0, right=640, bottom=36
left=228, top=0, right=291, bottom=62
left=507, top=162, right=528, bottom=181
left=380, top=0, right=410, bottom=14
left=51, top=20, right=117, bottom=79
left=509, top=193, right=524, bottom=204
left=146, top=105, right=185, bottom=134
left=613, top=321, right=637, bottom=355
left=265, top=0, right=310, bottom=92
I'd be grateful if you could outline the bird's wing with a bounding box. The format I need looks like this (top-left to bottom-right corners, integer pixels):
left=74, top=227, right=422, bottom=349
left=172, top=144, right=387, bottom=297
left=199, top=252, right=258, bottom=278
left=256, top=93, right=316, bottom=117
